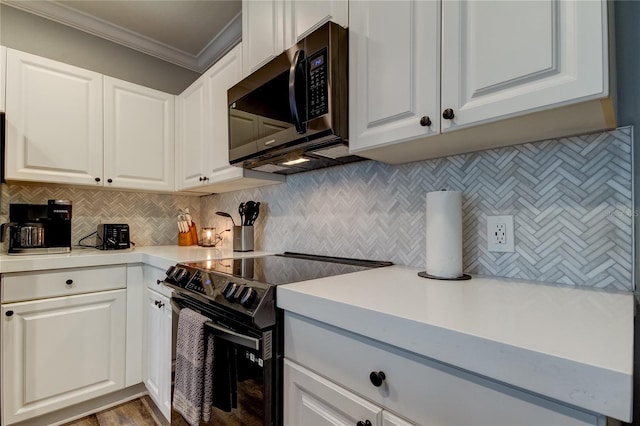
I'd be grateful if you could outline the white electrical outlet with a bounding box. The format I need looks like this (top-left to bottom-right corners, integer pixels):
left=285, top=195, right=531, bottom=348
left=486, top=215, right=514, bottom=252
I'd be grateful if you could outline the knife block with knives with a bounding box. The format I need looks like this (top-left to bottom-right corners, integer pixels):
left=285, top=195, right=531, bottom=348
left=178, top=223, right=198, bottom=246
left=177, top=209, right=198, bottom=246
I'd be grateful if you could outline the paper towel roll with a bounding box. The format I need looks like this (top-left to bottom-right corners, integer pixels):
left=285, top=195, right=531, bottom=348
left=426, top=190, right=463, bottom=278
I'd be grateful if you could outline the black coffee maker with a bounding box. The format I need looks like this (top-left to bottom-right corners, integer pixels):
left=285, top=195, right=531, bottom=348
left=0, top=200, right=72, bottom=254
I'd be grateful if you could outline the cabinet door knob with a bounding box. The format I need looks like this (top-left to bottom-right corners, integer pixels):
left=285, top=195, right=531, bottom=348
left=199, top=176, right=204, bottom=181
left=156, top=279, right=163, bottom=285
left=5, top=310, right=14, bottom=317
left=95, top=177, right=101, bottom=182
left=442, top=108, right=455, bottom=120
left=107, top=178, right=113, bottom=184
left=369, top=371, right=386, bottom=387
left=65, top=279, right=73, bottom=285
left=203, top=176, right=209, bottom=181
left=154, top=300, right=160, bottom=306
left=420, top=116, right=432, bottom=127
left=158, top=302, right=165, bottom=308
left=356, top=421, right=372, bottom=426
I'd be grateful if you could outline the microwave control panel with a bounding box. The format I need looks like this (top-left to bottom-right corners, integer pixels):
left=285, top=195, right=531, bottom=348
left=308, top=49, right=328, bottom=119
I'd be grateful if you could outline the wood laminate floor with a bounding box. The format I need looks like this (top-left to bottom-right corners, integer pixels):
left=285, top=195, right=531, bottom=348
left=62, top=396, right=170, bottom=426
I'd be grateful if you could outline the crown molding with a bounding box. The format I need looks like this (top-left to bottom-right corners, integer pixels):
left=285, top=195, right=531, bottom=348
left=2, top=0, right=239, bottom=73
left=196, top=11, right=242, bottom=72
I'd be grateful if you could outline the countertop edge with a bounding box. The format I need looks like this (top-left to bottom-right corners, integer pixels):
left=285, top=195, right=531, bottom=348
left=0, top=247, right=274, bottom=273
left=277, top=283, right=633, bottom=421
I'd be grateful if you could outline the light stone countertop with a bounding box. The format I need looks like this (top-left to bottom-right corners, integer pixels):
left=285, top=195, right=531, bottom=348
left=277, top=265, right=635, bottom=422
left=0, top=245, right=273, bottom=273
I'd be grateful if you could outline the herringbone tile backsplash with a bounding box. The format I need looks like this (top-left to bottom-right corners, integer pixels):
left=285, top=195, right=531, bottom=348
left=0, top=127, right=633, bottom=290
left=0, top=184, right=201, bottom=248
left=201, top=127, right=634, bottom=291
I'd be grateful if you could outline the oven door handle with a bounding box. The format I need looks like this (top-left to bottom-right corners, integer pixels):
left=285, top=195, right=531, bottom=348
left=170, top=295, right=182, bottom=315
left=205, top=321, right=260, bottom=350
left=170, top=293, right=260, bottom=350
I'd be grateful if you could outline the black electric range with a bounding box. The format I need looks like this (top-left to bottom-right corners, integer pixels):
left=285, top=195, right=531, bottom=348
left=164, top=252, right=392, bottom=426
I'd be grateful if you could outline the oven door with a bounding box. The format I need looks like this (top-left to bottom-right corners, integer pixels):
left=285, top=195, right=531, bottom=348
left=171, top=293, right=277, bottom=426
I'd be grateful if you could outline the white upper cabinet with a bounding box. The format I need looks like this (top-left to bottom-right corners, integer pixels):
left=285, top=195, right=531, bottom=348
left=440, top=0, right=608, bottom=131
left=287, top=0, right=348, bottom=41
left=204, top=44, right=244, bottom=173
left=176, top=45, right=245, bottom=191
left=104, top=76, right=175, bottom=192
left=176, top=76, right=208, bottom=190
left=5, top=48, right=176, bottom=191
left=349, top=0, right=614, bottom=164
left=242, top=0, right=289, bottom=75
left=5, top=48, right=104, bottom=185
left=348, top=0, right=440, bottom=152
left=1, top=46, right=6, bottom=112
left=176, top=43, right=284, bottom=193
left=242, top=0, right=348, bottom=76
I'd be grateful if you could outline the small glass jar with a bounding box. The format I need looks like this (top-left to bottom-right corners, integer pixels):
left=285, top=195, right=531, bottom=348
left=201, top=227, right=216, bottom=247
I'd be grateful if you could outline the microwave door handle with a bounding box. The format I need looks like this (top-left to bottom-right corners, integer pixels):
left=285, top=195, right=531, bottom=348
left=289, top=49, right=307, bottom=134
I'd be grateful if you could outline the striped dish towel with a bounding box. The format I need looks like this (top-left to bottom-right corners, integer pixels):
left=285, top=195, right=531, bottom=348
left=172, top=308, right=215, bottom=425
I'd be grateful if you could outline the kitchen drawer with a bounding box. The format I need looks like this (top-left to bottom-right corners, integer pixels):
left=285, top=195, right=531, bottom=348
left=284, top=312, right=601, bottom=426
left=143, top=264, right=172, bottom=298
left=1, top=265, right=126, bottom=303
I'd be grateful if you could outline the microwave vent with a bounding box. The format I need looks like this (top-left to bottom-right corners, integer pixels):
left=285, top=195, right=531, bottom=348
left=253, top=164, right=290, bottom=173
left=311, top=144, right=351, bottom=159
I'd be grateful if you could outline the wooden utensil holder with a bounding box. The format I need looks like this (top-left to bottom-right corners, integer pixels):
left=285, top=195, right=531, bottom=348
left=178, top=223, right=198, bottom=246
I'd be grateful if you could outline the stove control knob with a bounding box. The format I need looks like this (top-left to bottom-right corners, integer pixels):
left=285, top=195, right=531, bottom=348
left=165, top=265, right=176, bottom=277
left=174, top=268, right=190, bottom=284
left=223, top=282, right=238, bottom=301
left=232, top=285, right=247, bottom=302
left=239, top=287, right=257, bottom=309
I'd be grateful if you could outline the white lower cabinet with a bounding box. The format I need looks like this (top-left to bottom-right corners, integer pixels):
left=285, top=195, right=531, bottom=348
left=284, top=313, right=604, bottom=426
left=284, top=359, right=385, bottom=426
left=382, top=411, right=416, bottom=426
left=1, top=289, right=127, bottom=425
left=142, top=264, right=173, bottom=422
left=285, top=360, right=418, bottom=426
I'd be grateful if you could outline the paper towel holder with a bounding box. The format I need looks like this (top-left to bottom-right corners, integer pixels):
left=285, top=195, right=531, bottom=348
left=417, top=271, right=471, bottom=280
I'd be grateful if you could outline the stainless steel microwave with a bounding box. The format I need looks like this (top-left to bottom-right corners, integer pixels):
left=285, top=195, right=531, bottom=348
left=228, top=22, right=362, bottom=175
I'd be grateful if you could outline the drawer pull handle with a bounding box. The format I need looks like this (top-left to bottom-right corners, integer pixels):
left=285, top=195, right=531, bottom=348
left=357, top=421, right=372, bottom=426
left=369, top=371, right=386, bottom=387
left=65, top=279, right=73, bottom=285
left=6, top=310, right=14, bottom=317
left=156, top=280, right=163, bottom=285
